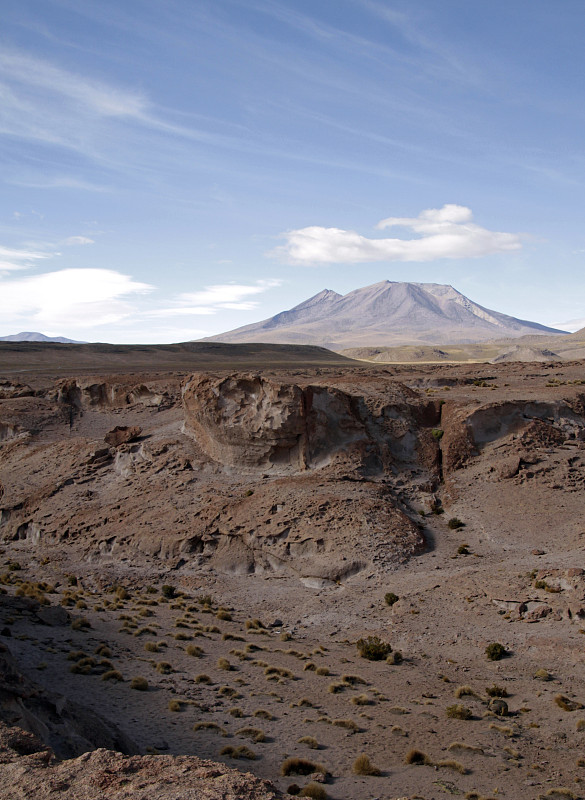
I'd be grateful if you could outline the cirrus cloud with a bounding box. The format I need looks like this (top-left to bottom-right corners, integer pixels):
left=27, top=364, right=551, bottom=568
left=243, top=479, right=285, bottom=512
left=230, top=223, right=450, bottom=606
left=271, top=204, right=522, bottom=265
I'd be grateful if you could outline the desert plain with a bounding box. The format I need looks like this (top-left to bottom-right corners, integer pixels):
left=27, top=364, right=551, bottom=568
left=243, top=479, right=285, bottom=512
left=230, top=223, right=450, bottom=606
left=0, top=342, right=585, bottom=800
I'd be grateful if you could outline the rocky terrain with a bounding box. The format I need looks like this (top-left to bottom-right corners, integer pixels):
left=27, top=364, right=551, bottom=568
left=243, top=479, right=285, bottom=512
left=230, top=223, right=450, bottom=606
left=1, top=347, right=585, bottom=799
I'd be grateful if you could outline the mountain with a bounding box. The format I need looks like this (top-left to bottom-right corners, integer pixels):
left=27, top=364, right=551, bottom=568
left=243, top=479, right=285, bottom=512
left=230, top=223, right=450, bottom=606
left=0, top=332, right=83, bottom=344
left=201, top=281, right=566, bottom=350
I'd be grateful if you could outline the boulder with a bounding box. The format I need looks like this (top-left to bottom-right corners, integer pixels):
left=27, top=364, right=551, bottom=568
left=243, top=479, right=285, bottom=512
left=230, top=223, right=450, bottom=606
left=104, top=426, right=142, bottom=447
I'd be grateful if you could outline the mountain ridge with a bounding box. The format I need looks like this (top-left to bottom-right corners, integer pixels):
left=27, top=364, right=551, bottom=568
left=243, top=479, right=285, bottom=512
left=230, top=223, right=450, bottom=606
left=202, top=280, right=565, bottom=349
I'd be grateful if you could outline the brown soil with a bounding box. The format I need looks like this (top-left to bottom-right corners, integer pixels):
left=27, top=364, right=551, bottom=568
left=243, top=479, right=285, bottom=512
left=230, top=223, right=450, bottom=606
left=1, top=352, right=585, bottom=799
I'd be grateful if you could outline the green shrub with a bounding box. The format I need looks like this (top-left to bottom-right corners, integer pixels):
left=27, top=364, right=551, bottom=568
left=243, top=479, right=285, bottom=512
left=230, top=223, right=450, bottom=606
left=448, top=517, right=465, bottom=529
left=356, top=636, right=392, bottom=661
left=384, top=592, right=399, bottom=606
left=485, top=642, right=506, bottom=661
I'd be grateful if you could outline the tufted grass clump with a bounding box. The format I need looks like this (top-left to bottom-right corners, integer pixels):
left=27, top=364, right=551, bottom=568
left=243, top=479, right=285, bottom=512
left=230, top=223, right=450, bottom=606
left=193, top=722, right=227, bottom=736
left=436, top=758, right=466, bottom=774
left=351, top=693, right=373, bottom=706
left=245, top=618, right=265, bottom=630
left=455, top=685, right=479, bottom=699
left=486, top=684, right=508, bottom=697
left=71, top=617, right=91, bottom=631
left=315, top=666, right=330, bottom=676
left=236, top=727, right=266, bottom=743
left=386, top=650, right=403, bottom=665
left=332, top=718, right=360, bottom=732
left=446, top=704, right=472, bottom=720
left=356, top=635, right=392, bottom=661
left=405, top=748, right=432, bottom=765
left=217, top=657, right=233, bottom=671
left=186, top=644, right=203, bottom=657
left=168, top=699, right=183, bottom=712
left=253, top=708, right=273, bottom=720
left=222, top=744, right=257, bottom=760
left=101, top=669, right=123, bottom=682
left=534, top=668, right=552, bottom=681
left=130, top=676, right=149, bottom=691
left=298, top=736, right=320, bottom=749
left=352, top=753, right=381, bottom=776
left=281, top=757, right=326, bottom=777
left=155, top=661, right=173, bottom=674
left=194, top=673, right=212, bottom=684
left=298, top=783, right=327, bottom=799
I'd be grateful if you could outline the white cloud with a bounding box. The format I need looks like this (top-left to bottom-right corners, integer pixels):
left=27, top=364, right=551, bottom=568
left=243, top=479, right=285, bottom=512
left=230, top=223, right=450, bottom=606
left=0, top=268, right=152, bottom=331
left=63, top=236, right=95, bottom=246
left=0, top=244, right=51, bottom=271
left=271, top=205, right=522, bottom=265
left=164, top=280, right=283, bottom=315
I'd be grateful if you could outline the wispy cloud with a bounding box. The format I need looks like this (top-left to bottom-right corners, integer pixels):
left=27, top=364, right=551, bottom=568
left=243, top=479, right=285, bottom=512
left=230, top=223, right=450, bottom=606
left=62, top=236, right=95, bottom=246
left=271, top=205, right=522, bottom=265
left=0, top=244, right=52, bottom=272
left=148, top=280, right=282, bottom=317
left=0, top=268, right=152, bottom=331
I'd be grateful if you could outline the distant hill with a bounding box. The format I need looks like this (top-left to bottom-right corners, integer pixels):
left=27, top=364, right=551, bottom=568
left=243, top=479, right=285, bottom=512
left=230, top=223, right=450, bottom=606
left=202, top=281, right=565, bottom=350
left=0, top=332, right=83, bottom=344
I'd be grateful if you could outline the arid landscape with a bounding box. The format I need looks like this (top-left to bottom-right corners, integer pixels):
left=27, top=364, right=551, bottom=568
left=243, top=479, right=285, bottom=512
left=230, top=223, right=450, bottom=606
left=1, top=343, right=585, bottom=799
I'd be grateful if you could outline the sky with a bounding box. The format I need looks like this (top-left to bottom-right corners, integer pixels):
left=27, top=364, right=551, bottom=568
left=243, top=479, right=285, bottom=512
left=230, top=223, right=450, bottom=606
left=1, top=0, right=585, bottom=343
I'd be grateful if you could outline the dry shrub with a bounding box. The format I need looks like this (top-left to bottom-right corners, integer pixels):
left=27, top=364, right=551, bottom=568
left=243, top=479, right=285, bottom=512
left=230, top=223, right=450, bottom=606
left=352, top=753, right=381, bottom=776
left=436, top=758, right=466, bottom=774
left=554, top=694, right=583, bottom=712
left=446, top=704, right=472, bottom=720
left=405, top=749, right=432, bottom=765
left=220, top=745, right=256, bottom=759
left=281, top=757, right=326, bottom=777
left=236, top=727, right=265, bottom=743
left=299, top=784, right=327, bottom=800
left=298, top=736, right=319, bottom=749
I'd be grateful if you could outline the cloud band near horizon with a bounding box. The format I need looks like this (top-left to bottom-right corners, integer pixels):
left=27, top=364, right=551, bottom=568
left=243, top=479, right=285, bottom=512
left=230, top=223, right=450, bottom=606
left=271, top=204, right=522, bottom=265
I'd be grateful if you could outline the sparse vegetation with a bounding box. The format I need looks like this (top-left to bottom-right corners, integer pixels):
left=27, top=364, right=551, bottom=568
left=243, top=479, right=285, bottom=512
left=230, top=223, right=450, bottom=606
left=405, top=749, right=432, bottom=765
left=281, top=757, right=326, bottom=777
left=352, top=753, right=381, bottom=776
left=384, top=592, right=399, bottom=606
left=446, top=704, right=472, bottom=720
left=220, top=745, right=257, bottom=759
left=485, top=642, right=506, bottom=661
left=448, top=517, right=465, bottom=529
left=130, top=676, right=149, bottom=691
left=356, top=635, right=392, bottom=661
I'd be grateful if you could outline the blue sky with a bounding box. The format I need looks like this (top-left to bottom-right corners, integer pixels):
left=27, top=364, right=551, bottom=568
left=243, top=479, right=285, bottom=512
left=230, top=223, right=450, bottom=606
left=1, top=0, right=585, bottom=342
